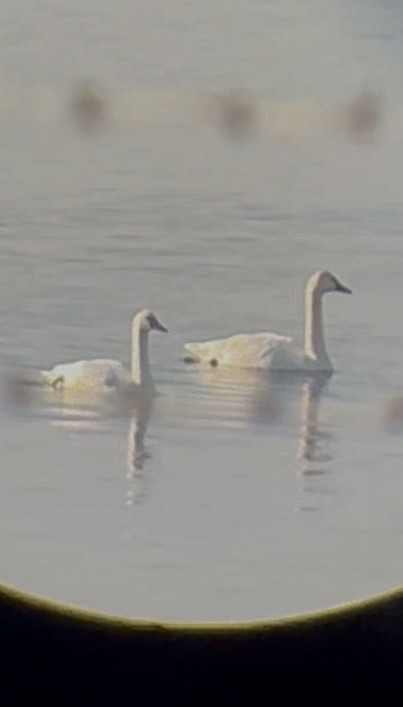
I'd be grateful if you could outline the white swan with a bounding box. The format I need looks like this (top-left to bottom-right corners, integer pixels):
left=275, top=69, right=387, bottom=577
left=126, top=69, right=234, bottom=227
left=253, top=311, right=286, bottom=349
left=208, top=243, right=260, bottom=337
left=41, top=309, right=167, bottom=393
left=184, top=270, right=351, bottom=372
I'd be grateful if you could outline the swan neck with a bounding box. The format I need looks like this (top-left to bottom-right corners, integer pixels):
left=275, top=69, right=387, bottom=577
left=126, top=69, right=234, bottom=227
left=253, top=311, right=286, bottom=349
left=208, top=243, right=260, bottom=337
left=304, top=285, right=331, bottom=367
left=131, top=321, right=152, bottom=386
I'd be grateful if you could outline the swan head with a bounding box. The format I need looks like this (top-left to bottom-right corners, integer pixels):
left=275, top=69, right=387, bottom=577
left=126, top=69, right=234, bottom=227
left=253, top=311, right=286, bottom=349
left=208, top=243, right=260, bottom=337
left=308, top=270, right=352, bottom=297
left=133, top=309, right=168, bottom=333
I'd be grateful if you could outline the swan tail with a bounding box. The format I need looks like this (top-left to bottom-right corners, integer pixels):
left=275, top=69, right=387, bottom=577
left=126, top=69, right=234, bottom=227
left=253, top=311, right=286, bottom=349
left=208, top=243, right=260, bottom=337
left=183, top=343, right=220, bottom=366
left=39, top=369, right=64, bottom=389
left=183, top=343, right=202, bottom=363
left=39, top=369, right=53, bottom=385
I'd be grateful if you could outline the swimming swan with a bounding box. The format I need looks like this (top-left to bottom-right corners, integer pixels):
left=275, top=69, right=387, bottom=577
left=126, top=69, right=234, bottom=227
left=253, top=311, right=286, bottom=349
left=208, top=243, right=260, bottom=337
left=184, top=270, right=351, bottom=372
left=41, top=309, right=168, bottom=392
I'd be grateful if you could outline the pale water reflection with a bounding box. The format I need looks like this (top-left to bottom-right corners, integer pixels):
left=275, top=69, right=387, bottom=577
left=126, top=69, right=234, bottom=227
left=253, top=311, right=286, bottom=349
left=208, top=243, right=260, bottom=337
left=5, top=373, right=158, bottom=499
left=5, top=366, right=334, bottom=501
left=186, top=366, right=335, bottom=502
left=127, top=399, right=154, bottom=475
left=296, top=374, right=332, bottom=471
left=184, top=365, right=284, bottom=428
left=125, top=398, right=155, bottom=507
left=295, top=373, right=334, bottom=512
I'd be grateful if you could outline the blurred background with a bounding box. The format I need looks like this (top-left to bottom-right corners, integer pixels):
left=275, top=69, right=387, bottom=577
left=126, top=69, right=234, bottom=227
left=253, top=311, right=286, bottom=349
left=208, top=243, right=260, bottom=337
left=1, top=0, right=403, bottom=621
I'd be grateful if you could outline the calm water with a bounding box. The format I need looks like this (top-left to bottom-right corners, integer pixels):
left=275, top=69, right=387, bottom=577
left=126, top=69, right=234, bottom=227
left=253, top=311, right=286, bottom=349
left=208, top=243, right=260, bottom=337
left=1, top=0, right=403, bottom=620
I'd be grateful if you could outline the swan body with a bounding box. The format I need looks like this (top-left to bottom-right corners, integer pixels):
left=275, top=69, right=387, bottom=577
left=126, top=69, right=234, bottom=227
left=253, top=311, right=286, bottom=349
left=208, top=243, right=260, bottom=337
left=41, top=309, right=167, bottom=393
left=41, top=359, right=131, bottom=390
left=184, top=271, right=351, bottom=372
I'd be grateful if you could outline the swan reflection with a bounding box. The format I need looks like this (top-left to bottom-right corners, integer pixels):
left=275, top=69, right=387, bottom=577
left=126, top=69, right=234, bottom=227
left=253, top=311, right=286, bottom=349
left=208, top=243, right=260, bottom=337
left=42, top=387, right=156, bottom=504
left=187, top=364, right=334, bottom=507
left=186, top=365, right=334, bottom=444
left=4, top=373, right=157, bottom=503
left=127, top=398, right=153, bottom=474
left=294, top=372, right=334, bottom=511
left=186, top=365, right=284, bottom=428
left=296, top=373, right=332, bottom=468
left=124, top=397, right=155, bottom=506
left=5, top=366, right=335, bottom=510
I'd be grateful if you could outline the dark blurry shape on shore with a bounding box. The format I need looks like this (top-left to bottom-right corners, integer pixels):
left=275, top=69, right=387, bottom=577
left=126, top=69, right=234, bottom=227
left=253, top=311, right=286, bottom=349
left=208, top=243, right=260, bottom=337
left=207, top=90, right=257, bottom=139
left=0, top=78, right=387, bottom=143
left=341, top=89, right=383, bottom=141
left=69, top=79, right=109, bottom=134
left=381, top=395, right=403, bottom=433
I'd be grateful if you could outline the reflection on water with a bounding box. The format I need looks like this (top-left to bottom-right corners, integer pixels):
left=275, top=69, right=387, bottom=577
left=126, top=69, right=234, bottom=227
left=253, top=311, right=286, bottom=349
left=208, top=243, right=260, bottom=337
left=295, top=373, right=333, bottom=511
left=5, top=367, right=335, bottom=512
left=5, top=379, right=128, bottom=428
left=39, top=389, right=159, bottom=507
left=3, top=372, right=158, bottom=505
left=185, top=365, right=335, bottom=510
left=185, top=366, right=283, bottom=428
left=186, top=365, right=332, bottom=435
left=127, top=398, right=153, bottom=474
left=125, top=398, right=154, bottom=506
left=296, top=374, right=332, bottom=468
left=4, top=371, right=156, bottom=422
left=38, top=382, right=157, bottom=506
